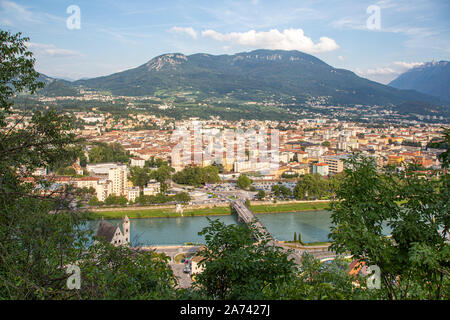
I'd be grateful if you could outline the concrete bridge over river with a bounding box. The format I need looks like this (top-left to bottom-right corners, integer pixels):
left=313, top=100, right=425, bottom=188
left=231, top=200, right=338, bottom=264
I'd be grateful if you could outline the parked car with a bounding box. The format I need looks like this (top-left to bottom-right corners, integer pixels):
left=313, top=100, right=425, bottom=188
left=183, top=266, right=191, bottom=273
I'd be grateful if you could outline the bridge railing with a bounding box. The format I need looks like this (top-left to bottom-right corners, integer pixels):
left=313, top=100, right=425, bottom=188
left=231, top=200, right=274, bottom=241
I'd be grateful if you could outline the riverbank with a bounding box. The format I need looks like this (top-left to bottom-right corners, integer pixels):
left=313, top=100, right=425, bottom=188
left=250, top=201, right=331, bottom=214
left=282, top=240, right=332, bottom=248
left=86, top=200, right=332, bottom=220
left=87, top=205, right=231, bottom=219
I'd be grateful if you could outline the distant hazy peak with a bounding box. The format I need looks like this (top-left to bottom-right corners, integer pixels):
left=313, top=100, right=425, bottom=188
left=409, top=60, right=449, bottom=71
left=389, top=60, right=450, bottom=103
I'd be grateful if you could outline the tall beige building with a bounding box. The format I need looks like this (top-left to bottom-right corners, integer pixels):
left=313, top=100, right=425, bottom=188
left=108, top=165, right=127, bottom=196
left=96, top=180, right=112, bottom=202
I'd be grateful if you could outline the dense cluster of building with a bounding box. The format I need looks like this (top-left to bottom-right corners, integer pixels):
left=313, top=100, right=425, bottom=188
left=31, top=161, right=161, bottom=203
left=76, top=114, right=447, bottom=177
left=12, top=108, right=446, bottom=204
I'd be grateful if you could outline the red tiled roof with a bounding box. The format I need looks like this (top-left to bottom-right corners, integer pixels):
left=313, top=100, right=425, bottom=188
left=76, top=177, right=100, bottom=181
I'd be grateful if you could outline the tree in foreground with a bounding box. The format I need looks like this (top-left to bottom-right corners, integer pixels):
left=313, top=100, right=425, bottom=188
left=193, top=219, right=297, bottom=299
left=191, top=219, right=369, bottom=300
left=330, top=153, right=449, bottom=300
left=76, top=242, right=177, bottom=299
left=0, top=30, right=177, bottom=299
left=264, top=253, right=371, bottom=300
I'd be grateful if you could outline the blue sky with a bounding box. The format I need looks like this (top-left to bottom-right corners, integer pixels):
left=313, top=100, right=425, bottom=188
left=1, top=0, right=449, bottom=84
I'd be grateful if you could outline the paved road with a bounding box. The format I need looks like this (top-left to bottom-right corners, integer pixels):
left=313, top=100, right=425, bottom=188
left=170, top=262, right=193, bottom=289
left=142, top=245, right=201, bottom=261
left=140, top=245, right=199, bottom=289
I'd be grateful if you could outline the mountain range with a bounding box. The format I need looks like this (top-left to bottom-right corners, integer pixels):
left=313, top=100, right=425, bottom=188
left=389, top=61, right=450, bottom=103
left=38, top=50, right=449, bottom=113
left=37, top=74, right=79, bottom=97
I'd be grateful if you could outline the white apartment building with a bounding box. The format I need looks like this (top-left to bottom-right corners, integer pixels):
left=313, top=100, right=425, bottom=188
left=76, top=177, right=100, bottom=189
left=337, top=141, right=348, bottom=151
left=32, top=167, right=47, bottom=176
left=130, top=157, right=145, bottom=168
left=312, top=163, right=329, bottom=176
left=320, top=154, right=351, bottom=175
left=305, top=146, right=328, bottom=158
left=96, top=180, right=112, bottom=202
left=127, top=187, right=140, bottom=202
left=279, top=152, right=291, bottom=164
left=81, top=116, right=104, bottom=123
left=84, top=164, right=127, bottom=201
left=87, top=163, right=124, bottom=176
left=108, top=166, right=127, bottom=196
left=234, top=160, right=271, bottom=173
left=143, top=180, right=161, bottom=196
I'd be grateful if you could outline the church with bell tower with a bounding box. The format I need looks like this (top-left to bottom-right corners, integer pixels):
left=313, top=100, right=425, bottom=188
left=96, top=215, right=131, bottom=246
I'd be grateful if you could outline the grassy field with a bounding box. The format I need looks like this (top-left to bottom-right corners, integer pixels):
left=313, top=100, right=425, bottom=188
left=86, top=201, right=331, bottom=220
left=250, top=202, right=331, bottom=214
left=283, top=241, right=331, bottom=248
left=87, top=206, right=232, bottom=220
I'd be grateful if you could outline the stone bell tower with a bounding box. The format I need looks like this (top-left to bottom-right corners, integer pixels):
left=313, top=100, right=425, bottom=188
left=122, top=215, right=130, bottom=244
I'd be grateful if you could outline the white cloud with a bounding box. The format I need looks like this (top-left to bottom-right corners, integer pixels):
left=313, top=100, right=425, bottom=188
left=338, top=55, right=344, bottom=61
left=201, top=28, right=339, bottom=53
left=355, top=60, right=427, bottom=84
left=364, top=67, right=397, bottom=75
left=0, top=0, right=64, bottom=27
left=393, top=61, right=425, bottom=69
left=357, top=60, right=425, bottom=77
left=0, top=0, right=37, bottom=25
left=331, top=17, right=365, bottom=31
left=169, top=26, right=198, bottom=39
left=27, top=42, right=81, bottom=58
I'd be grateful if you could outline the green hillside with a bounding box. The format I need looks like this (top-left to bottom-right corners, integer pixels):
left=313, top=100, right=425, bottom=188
left=73, top=49, right=444, bottom=106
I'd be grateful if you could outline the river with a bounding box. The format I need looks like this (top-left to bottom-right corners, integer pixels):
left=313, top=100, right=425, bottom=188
left=86, top=210, right=334, bottom=246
